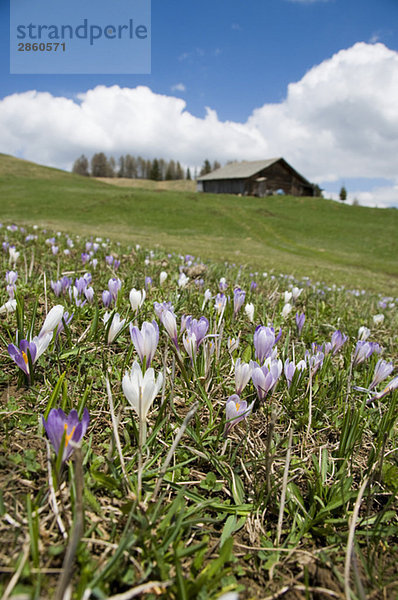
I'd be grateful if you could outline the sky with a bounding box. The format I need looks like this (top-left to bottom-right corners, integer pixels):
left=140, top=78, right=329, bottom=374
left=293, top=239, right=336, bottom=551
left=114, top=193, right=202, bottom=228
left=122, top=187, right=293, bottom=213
left=1, top=0, right=398, bottom=207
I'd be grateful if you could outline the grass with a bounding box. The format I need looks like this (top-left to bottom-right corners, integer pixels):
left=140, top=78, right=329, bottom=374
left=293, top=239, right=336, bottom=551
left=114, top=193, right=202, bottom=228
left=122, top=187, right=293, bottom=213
left=0, top=153, right=397, bottom=294
left=0, top=221, right=397, bottom=600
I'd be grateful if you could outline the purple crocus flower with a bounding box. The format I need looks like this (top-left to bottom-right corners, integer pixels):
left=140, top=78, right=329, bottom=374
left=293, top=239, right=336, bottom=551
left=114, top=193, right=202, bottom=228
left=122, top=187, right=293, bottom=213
left=185, top=316, right=209, bottom=346
left=250, top=281, right=257, bottom=292
left=105, top=255, right=114, bottom=265
left=370, top=359, right=394, bottom=390
left=8, top=339, right=37, bottom=376
left=219, top=278, right=228, bottom=292
left=84, top=286, right=95, bottom=303
left=42, top=408, right=90, bottom=462
left=81, top=253, right=89, bottom=264
left=183, top=330, right=198, bottom=362
left=108, top=278, right=122, bottom=302
left=61, top=276, right=72, bottom=291
left=102, top=290, right=112, bottom=307
left=5, top=270, right=18, bottom=285
left=253, top=325, right=281, bottom=364
left=251, top=363, right=275, bottom=401
left=295, top=312, right=305, bottom=335
left=51, top=280, right=63, bottom=297
left=154, top=300, right=174, bottom=319
left=353, top=341, right=381, bottom=366
left=305, top=350, right=325, bottom=375
left=233, top=287, right=246, bottom=315
left=145, top=276, right=153, bottom=290
left=129, top=320, right=159, bottom=368
left=331, top=330, right=348, bottom=355
left=75, top=277, right=87, bottom=295
left=368, top=375, right=398, bottom=403
left=284, top=358, right=306, bottom=387
left=113, top=259, right=121, bottom=271
left=214, top=293, right=227, bottom=314
left=55, top=311, right=74, bottom=339
left=224, top=394, right=254, bottom=436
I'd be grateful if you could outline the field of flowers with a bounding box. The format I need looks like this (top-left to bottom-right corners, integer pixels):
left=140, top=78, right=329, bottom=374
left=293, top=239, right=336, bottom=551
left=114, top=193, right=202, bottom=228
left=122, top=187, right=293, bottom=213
left=0, top=223, right=397, bottom=600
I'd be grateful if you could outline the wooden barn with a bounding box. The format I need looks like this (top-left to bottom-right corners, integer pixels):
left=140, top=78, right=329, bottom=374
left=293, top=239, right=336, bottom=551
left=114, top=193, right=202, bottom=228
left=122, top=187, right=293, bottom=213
left=196, top=157, right=315, bottom=197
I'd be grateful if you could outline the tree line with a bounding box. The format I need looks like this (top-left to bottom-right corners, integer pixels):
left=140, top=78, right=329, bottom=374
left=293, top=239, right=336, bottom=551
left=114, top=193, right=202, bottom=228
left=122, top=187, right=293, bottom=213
left=72, top=153, right=221, bottom=181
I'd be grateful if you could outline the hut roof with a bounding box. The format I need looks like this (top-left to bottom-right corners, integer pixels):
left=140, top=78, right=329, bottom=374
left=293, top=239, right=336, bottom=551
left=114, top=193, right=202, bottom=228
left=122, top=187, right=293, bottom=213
left=197, top=158, right=312, bottom=186
left=197, top=159, right=280, bottom=181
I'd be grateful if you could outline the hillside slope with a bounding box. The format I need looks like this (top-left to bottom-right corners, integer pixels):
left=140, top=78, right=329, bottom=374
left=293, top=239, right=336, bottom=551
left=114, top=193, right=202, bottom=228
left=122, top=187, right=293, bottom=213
left=0, top=154, right=397, bottom=293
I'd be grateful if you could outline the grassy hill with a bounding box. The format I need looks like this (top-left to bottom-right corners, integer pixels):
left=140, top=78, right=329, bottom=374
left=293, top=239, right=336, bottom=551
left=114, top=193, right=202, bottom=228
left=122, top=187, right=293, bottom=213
left=0, top=153, right=397, bottom=294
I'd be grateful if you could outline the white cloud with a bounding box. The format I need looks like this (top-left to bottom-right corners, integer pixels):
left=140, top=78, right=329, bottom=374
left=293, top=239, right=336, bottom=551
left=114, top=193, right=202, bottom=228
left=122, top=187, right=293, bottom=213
left=171, top=83, right=186, bottom=92
left=0, top=42, right=398, bottom=206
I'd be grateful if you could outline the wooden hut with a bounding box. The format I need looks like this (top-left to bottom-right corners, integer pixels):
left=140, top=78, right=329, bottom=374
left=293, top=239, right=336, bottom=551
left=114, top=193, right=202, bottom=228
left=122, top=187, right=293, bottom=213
left=196, top=158, right=315, bottom=197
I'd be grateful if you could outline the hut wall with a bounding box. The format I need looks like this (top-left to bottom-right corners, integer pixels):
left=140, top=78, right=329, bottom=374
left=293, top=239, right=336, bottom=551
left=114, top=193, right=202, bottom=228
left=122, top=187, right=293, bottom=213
left=250, top=162, right=313, bottom=197
left=202, top=179, right=246, bottom=195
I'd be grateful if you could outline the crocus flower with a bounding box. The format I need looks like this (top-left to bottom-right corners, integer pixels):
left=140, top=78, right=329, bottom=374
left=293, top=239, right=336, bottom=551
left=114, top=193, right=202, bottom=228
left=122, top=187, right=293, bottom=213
left=233, top=287, right=246, bottom=315
left=284, top=358, right=306, bottom=387
left=103, top=312, right=126, bottom=344
left=282, top=303, right=292, bottom=319
left=353, top=341, right=379, bottom=366
left=245, top=303, right=255, bottom=322
left=296, top=312, right=305, bottom=335
left=219, top=277, right=228, bottom=292
left=224, top=394, right=254, bottom=436
left=234, top=358, right=253, bottom=395
left=84, top=286, right=94, bottom=303
left=130, top=320, right=159, bottom=368
left=43, top=408, right=90, bottom=462
left=39, top=305, right=65, bottom=336
left=306, top=350, right=325, bottom=375
left=253, top=325, right=281, bottom=364
left=370, top=359, right=394, bottom=389
left=55, top=311, right=73, bottom=339
left=178, top=272, right=189, bottom=288
left=214, top=293, right=227, bottom=314
left=368, top=375, right=398, bottom=403
left=5, top=270, right=18, bottom=285
left=122, top=361, right=163, bottom=424
left=283, top=291, right=292, bottom=304
left=51, top=280, right=63, bottom=297
left=373, top=314, right=385, bottom=326
left=358, top=326, right=371, bottom=341
left=159, top=308, right=179, bottom=349
left=145, top=276, right=153, bottom=290
left=130, top=288, right=146, bottom=312
left=331, top=330, right=348, bottom=355
left=185, top=316, right=209, bottom=346
left=159, top=271, right=168, bottom=285
left=291, top=287, right=303, bottom=301
left=108, top=278, right=122, bottom=302
left=102, top=290, right=112, bottom=307
left=183, top=330, right=198, bottom=361
left=8, top=339, right=37, bottom=375
left=0, top=299, right=17, bottom=314
left=251, top=363, right=275, bottom=401
left=9, top=247, right=20, bottom=264
left=227, top=336, right=240, bottom=353
left=201, top=289, right=212, bottom=311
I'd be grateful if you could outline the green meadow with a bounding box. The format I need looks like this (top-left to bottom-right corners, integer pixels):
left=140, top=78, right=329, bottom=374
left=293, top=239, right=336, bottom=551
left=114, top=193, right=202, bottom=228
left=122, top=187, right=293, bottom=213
left=0, top=153, right=397, bottom=294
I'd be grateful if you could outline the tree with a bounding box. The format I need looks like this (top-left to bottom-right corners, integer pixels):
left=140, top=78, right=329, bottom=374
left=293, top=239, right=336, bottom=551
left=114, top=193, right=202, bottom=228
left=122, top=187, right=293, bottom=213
left=124, top=155, right=137, bottom=178
left=186, top=167, right=192, bottom=180
left=107, top=156, right=116, bottom=177
left=91, top=153, right=109, bottom=177
left=339, top=186, right=347, bottom=202
left=165, top=160, right=176, bottom=180
left=149, top=158, right=161, bottom=181
left=200, top=159, right=212, bottom=176
left=118, top=156, right=126, bottom=178
left=72, top=155, right=89, bottom=177
left=212, top=160, right=221, bottom=172
left=175, top=161, right=184, bottom=180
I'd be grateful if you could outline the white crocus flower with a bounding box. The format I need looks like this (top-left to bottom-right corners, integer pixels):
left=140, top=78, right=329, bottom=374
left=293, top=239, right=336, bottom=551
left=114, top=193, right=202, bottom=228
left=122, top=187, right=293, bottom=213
left=159, top=271, right=168, bottom=285
left=0, top=299, right=17, bottom=314
left=244, top=302, right=254, bottom=322
left=122, top=361, right=163, bottom=442
left=373, top=314, right=385, bottom=326
left=39, top=305, right=64, bottom=336
left=282, top=303, right=293, bottom=318
left=129, top=288, right=146, bottom=312
left=32, top=332, right=53, bottom=360
left=178, top=272, right=189, bottom=288
left=283, top=291, right=292, bottom=304
left=291, top=286, right=303, bottom=301
left=104, top=312, right=126, bottom=344
left=358, top=326, right=371, bottom=341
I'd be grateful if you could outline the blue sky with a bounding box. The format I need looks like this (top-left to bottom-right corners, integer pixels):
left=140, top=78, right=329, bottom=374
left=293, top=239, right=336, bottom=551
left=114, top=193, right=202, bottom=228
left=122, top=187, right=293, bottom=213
left=1, top=0, right=398, bottom=206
